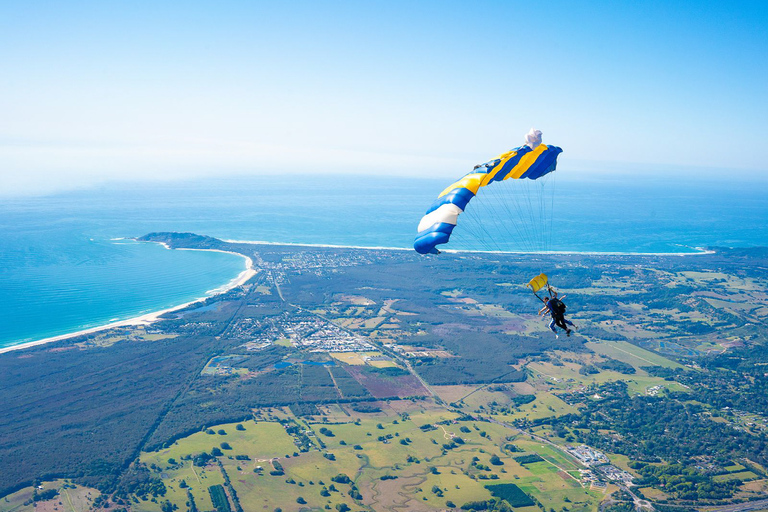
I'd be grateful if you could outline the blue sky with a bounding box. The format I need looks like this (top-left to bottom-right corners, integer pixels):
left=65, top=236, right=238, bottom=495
left=1, top=0, right=766, bottom=195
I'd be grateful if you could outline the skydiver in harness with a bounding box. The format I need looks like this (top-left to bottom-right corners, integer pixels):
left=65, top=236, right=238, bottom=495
left=538, top=286, right=576, bottom=338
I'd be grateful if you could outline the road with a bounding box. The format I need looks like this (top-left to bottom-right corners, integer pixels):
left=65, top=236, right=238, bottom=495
left=699, top=498, right=768, bottom=512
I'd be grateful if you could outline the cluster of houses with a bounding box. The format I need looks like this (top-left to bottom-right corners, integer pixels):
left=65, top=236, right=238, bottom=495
left=567, top=445, right=635, bottom=486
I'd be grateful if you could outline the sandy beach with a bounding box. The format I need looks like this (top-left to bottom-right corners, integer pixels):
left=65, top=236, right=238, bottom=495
left=224, top=239, right=715, bottom=257
left=0, top=246, right=256, bottom=355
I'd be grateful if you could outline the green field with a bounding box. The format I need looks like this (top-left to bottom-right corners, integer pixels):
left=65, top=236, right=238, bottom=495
left=0, top=480, right=99, bottom=512
left=586, top=340, right=684, bottom=369
left=713, top=471, right=759, bottom=482
left=126, top=405, right=606, bottom=512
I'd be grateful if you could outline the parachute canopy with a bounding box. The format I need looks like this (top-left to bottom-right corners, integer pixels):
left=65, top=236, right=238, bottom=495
left=414, top=130, right=563, bottom=255
left=527, top=273, right=549, bottom=293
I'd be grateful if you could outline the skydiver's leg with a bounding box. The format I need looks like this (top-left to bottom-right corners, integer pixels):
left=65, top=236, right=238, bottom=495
left=555, top=315, right=572, bottom=336
left=548, top=319, right=558, bottom=334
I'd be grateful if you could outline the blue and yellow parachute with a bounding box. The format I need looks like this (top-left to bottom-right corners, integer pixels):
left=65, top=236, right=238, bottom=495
left=414, top=130, right=562, bottom=255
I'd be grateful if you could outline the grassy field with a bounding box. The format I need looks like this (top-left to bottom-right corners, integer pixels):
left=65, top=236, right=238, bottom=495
left=586, top=340, right=684, bottom=369
left=0, top=339, right=706, bottom=512
left=492, top=390, right=580, bottom=422
left=0, top=480, right=99, bottom=512
left=713, top=470, right=759, bottom=482
left=121, top=401, right=607, bottom=512
left=3, top=331, right=727, bottom=512
left=331, top=351, right=373, bottom=365
left=528, top=359, right=686, bottom=396
left=0, top=488, right=35, bottom=512
left=1, top=343, right=704, bottom=512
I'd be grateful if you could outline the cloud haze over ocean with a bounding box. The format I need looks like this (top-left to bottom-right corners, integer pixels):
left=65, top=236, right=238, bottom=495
left=1, top=1, right=766, bottom=196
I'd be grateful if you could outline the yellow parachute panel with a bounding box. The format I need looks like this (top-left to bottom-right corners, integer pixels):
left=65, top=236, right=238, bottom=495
left=527, top=273, right=548, bottom=293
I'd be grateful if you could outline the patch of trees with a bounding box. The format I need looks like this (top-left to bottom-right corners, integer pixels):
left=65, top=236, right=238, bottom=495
left=350, top=402, right=381, bottom=413
left=415, top=356, right=526, bottom=386
left=636, top=463, right=740, bottom=501
left=329, top=367, right=372, bottom=399
left=101, top=463, right=166, bottom=500
left=645, top=343, right=768, bottom=419
left=208, top=484, right=231, bottom=512
left=236, top=346, right=290, bottom=372
left=547, top=381, right=768, bottom=499
left=579, top=364, right=599, bottom=375
left=510, top=394, right=536, bottom=406
left=33, top=489, right=59, bottom=501
left=147, top=364, right=373, bottom=448
left=0, top=331, right=219, bottom=495
left=289, top=403, right=320, bottom=417
left=269, top=460, right=284, bottom=476
left=596, top=358, right=636, bottom=374
left=484, top=483, right=534, bottom=507
left=193, top=452, right=213, bottom=467
left=186, top=489, right=198, bottom=512
left=460, top=498, right=515, bottom=511
left=513, top=454, right=543, bottom=464
left=359, top=366, right=410, bottom=378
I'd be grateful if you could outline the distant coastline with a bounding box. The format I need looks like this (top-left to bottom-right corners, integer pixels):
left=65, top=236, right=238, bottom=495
left=0, top=243, right=256, bottom=355
left=0, top=235, right=718, bottom=355
left=223, top=239, right=715, bottom=257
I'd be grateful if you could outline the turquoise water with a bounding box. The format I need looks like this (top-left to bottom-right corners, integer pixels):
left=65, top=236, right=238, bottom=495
left=0, top=234, right=246, bottom=348
left=1, top=172, right=766, bottom=349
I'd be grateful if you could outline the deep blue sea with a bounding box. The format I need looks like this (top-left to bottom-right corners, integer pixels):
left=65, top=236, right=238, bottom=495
left=1, top=172, right=766, bottom=349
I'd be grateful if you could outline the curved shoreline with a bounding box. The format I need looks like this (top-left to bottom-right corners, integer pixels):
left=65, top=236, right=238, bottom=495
left=0, top=245, right=256, bottom=355
left=224, top=239, right=715, bottom=257
left=0, top=238, right=718, bottom=355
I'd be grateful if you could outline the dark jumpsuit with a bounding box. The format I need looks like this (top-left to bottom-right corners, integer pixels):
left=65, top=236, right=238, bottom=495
left=545, top=298, right=574, bottom=333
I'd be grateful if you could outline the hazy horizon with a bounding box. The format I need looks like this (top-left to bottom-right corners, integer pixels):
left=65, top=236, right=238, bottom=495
left=2, top=1, right=767, bottom=197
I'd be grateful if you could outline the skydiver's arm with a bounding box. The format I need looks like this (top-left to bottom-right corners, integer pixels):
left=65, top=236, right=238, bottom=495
left=538, top=305, right=549, bottom=316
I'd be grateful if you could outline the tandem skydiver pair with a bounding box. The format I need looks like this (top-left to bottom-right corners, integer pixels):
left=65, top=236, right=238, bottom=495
left=529, top=274, right=576, bottom=338
left=412, top=129, right=577, bottom=338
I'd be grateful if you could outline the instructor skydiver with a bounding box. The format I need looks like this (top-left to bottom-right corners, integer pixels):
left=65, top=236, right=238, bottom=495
left=538, top=287, right=576, bottom=338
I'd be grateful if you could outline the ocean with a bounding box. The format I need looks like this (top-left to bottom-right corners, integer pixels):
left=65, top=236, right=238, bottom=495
left=1, top=172, right=766, bottom=349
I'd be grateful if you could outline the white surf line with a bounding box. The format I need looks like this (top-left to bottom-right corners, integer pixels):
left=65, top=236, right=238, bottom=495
left=224, top=239, right=412, bottom=252
left=223, top=239, right=715, bottom=257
